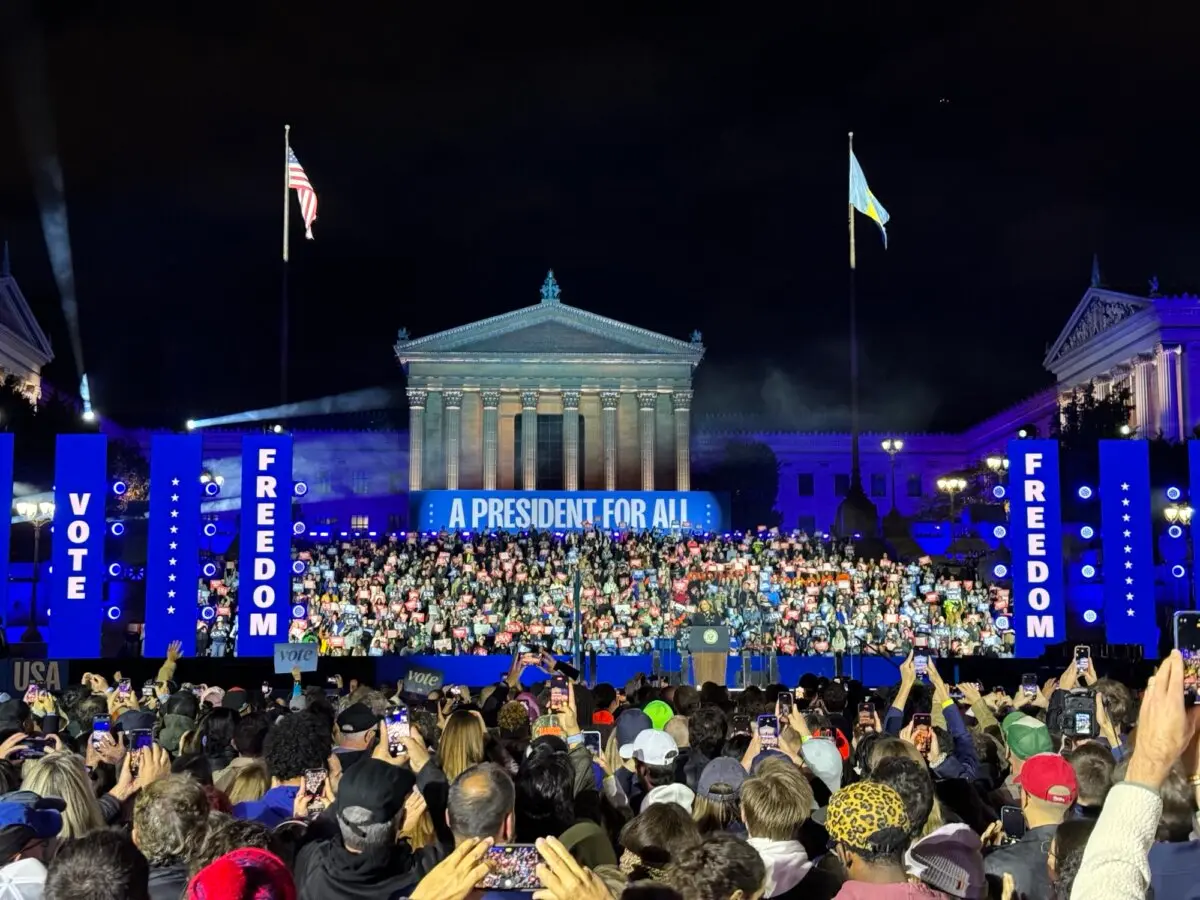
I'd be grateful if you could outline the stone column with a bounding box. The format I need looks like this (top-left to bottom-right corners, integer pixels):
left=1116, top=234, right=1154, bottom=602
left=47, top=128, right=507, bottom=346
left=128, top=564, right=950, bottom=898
left=407, top=388, right=427, bottom=491
left=1134, top=354, right=1156, bottom=437
left=521, top=390, right=539, bottom=491
left=443, top=389, right=463, bottom=490
left=1157, top=344, right=1182, bottom=441
left=481, top=390, right=500, bottom=491
left=672, top=390, right=693, bottom=492
left=601, top=391, right=620, bottom=491
left=562, top=390, right=580, bottom=491
left=637, top=390, right=658, bottom=492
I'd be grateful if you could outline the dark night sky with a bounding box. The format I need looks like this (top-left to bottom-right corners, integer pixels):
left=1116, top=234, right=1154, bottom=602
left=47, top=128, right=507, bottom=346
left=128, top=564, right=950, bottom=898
left=0, top=2, right=1197, bottom=433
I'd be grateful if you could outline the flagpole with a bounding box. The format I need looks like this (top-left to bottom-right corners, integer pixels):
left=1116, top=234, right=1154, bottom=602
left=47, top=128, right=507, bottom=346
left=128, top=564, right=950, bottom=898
left=848, top=131, right=862, bottom=495
left=281, top=124, right=291, bottom=408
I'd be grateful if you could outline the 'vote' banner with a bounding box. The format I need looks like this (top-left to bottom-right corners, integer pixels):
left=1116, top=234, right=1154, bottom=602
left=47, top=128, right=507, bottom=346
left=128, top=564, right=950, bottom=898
left=236, top=435, right=293, bottom=657
left=144, top=434, right=203, bottom=657
left=49, top=434, right=107, bottom=657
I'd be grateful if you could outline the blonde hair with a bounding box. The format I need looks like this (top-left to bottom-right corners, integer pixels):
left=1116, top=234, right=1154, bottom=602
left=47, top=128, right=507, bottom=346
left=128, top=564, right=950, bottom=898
left=226, top=760, right=271, bottom=805
left=21, top=750, right=105, bottom=839
left=439, top=710, right=485, bottom=782
left=868, top=737, right=924, bottom=771
left=742, top=767, right=813, bottom=841
left=692, top=791, right=740, bottom=835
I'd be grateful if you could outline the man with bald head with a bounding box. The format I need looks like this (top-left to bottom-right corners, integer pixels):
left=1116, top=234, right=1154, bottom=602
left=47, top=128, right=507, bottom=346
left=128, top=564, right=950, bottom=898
left=447, top=762, right=516, bottom=845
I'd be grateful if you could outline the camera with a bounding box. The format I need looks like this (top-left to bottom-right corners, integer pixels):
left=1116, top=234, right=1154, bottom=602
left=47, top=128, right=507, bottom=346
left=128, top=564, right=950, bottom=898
left=1048, top=688, right=1096, bottom=739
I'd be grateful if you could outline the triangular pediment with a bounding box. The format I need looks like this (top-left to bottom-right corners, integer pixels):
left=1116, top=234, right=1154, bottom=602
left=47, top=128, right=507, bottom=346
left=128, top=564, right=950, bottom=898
left=396, top=302, right=703, bottom=361
left=1044, top=288, right=1152, bottom=369
left=0, top=276, right=53, bottom=363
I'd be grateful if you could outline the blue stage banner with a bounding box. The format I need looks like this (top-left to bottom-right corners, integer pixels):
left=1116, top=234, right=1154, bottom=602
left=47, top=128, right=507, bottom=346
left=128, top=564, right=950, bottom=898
left=49, top=434, right=107, bottom=657
left=237, top=435, right=293, bottom=656
left=1099, top=440, right=1158, bottom=653
left=1006, top=439, right=1065, bottom=655
left=0, top=436, right=14, bottom=634
left=144, top=435, right=202, bottom=657
left=409, top=490, right=729, bottom=532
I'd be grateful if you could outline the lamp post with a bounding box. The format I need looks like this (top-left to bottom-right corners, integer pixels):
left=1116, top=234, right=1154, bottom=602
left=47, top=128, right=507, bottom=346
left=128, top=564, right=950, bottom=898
left=985, top=456, right=1009, bottom=478
left=1166, top=503, right=1195, bottom=609
left=881, top=439, right=904, bottom=512
left=937, top=477, right=967, bottom=520
left=14, top=500, right=54, bottom=642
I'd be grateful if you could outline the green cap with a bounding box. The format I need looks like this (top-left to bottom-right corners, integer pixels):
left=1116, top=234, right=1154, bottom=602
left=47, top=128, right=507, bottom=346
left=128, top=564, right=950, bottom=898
left=643, top=700, right=674, bottom=731
left=1002, top=711, right=1053, bottom=760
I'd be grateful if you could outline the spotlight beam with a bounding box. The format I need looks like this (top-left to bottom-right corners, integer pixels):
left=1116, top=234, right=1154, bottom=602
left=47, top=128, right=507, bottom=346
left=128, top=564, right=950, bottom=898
left=189, top=387, right=396, bottom=429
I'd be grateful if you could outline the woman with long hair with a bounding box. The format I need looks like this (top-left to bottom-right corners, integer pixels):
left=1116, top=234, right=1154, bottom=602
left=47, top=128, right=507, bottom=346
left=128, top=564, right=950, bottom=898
left=21, top=750, right=106, bottom=840
left=438, top=710, right=485, bottom=782
left=180, top=707, right=240, bottom=774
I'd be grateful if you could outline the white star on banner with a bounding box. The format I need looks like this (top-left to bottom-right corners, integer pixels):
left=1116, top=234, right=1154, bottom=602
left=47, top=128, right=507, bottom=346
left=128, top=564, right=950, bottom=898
left=170, top=510, right=178, bottom=518
left=168, top=574, right=176, bottom=582
left=167, top=590, right=176, bottom=598
left=1127, top=592, right=1135, bottom=600
left=1122, top=498, right=1130, bottom=506
left=1122, top=514, right=1130, bottom=522
left=171, top=478, right=179, bottom=486
left=1123, top=530, right=1131, bottom=537
left=169, top=542, right=177, bottom=550
left=1128, top=609, right=1136, bottom=616
left=1121, top=482, right=1130, bottom=490
left=167, top=606, right=175, bottom=615
left=168, top=558, right=176, bottom=566
left=1125, top=561, right=1133, bottom=569
left=1126, top=577, right=1134, bottom=584
left=170, top=526, right=177, bottom=534
left=1124, top=545, right=1132, bottom=553
left=170, top=494, right=179, bottom=502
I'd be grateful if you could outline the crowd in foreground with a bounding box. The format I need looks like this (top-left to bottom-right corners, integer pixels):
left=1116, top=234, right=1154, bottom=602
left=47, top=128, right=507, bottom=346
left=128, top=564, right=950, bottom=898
left=197, top=530, right=1011, bottom=658
left=0, top=638, right=1187, bottom=899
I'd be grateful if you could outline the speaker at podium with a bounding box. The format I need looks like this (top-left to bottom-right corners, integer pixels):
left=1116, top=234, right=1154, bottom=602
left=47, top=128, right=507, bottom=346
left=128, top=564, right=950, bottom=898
left=686, top=616, right=730, bottom=687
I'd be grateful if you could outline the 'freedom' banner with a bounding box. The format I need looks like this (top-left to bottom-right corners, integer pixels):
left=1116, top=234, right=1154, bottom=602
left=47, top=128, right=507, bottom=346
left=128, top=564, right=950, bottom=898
left=236, top=435, right=293, bottom=656
left=0, top=436, right=14, bottom=633
left=409, top=490, right=728, bottom=533
left=144, top=435, right=202, bottom=657
left=1006, top=439, right=1065, bottom=655
left=1099, top=440, right=1158, bottom=653
left=49, top=434, right=107, bottom=657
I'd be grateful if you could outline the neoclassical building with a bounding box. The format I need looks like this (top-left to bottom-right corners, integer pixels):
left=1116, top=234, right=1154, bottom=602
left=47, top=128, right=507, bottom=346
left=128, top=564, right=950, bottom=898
left=394, top=272, right=704, bottom=493
left=0, top=247, right=54, bottom=401
left=1046, top=276, right=1200, bottom=439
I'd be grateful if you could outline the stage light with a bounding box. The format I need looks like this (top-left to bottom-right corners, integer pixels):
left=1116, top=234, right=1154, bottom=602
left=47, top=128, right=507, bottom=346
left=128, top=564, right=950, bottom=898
left=993, top=525, right=1007, bottom=539
left=993, top=563, right=1009, bottom=578
left=1170, top=524, right=1184, bottom=539
left=1168, top=486, right=1183, bottom=501
left=202, top=562, right=218, bottom=578
left=292, top=603, right=307, bottom=619
left=203, top=481, right=220, bottom=497
left=1083, top=609, right=1098, bottom=624
left=82, top=410, right=96, bottom=423
left=110, top=522, right=124, bottom=537
left=291, top=560, right=306, bottom=575
left=200, top=473, right=211, bottom=484
left=1173, top=564, right=1188, bottom=579
left=1081, top=564, right=1096, bottom=578
left=105, top=605, right=121, bottom=621
left=185, top=419, right=196, bottom=431
left=993, top=485, right=1006, bottom=499
left=293, top=521, right=306, bottom=535
left=111, top=480, right=126, bottom=496
left=201, top=606, right=216, bottom=622
left=202, top=523, right=217, bottom=537
left=215, top=475, right=224, bottom=486
left=1080, top=525, right=1095, bottom=539
left=293, top=481, right=308, bottom=497
left=107, top=563, right=122, bottom=578
left=272, top=424, right=283, bottom=434
left=1017, top=428, right=1028, bottom=439
left=1077, top=485, right=1093, bottom=500
left=1120, top=424, right=1132, bottom=435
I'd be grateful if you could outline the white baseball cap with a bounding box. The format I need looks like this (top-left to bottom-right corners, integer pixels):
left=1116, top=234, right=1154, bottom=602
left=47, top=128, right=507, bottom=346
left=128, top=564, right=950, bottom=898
left=619, top=729, right=679, bottom=766
left=643, top=783, right=695, bottom=813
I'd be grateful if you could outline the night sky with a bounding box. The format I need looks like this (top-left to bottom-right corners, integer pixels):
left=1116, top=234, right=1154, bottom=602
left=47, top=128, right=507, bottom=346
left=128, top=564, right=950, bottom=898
left=0, top=3, right=1196, bottom=433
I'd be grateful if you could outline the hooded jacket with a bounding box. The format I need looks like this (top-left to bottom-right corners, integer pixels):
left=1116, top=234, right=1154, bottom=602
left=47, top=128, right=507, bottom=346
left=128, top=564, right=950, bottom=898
left=156, top=713, right=195, bottom=755
left=294, top=837, right=431, bottom=900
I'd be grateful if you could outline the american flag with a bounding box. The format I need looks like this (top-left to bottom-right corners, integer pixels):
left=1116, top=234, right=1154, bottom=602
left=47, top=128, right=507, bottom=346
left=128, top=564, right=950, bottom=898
left=288, top=148, right=318, bottom=239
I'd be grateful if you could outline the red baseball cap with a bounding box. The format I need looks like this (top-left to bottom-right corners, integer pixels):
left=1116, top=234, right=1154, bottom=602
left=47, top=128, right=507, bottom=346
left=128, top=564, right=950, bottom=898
left=1013, top=753, right=1078, bottom=805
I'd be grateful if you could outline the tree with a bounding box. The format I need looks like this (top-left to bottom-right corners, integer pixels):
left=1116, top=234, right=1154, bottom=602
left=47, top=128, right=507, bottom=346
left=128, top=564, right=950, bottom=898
left=107, top=438, right=149, bottom=516
left=1052, top=381, right=1134, bottom=452
left=0, top=377, right=86, bottom=487
left=693, top=440, right=781, bottom=530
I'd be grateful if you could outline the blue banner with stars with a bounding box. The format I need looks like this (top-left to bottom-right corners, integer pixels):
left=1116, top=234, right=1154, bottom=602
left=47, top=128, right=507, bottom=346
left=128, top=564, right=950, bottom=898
left=144, top=434, right=202, bottom=657
left=1099, top=440, right=1158, bottom=653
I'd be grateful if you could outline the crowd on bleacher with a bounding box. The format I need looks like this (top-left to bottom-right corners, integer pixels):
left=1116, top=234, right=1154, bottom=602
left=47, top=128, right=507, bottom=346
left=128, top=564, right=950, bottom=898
left=195, top=531, right=1014, bottom=659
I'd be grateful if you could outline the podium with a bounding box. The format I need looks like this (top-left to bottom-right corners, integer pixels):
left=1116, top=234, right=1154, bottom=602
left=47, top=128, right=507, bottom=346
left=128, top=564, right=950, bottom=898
left=687, top=623, right=730, bottom=688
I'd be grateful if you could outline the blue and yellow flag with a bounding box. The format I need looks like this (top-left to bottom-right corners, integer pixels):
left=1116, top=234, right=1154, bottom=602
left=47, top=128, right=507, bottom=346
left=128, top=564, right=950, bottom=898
left=849, top=150, right=890, bottom=247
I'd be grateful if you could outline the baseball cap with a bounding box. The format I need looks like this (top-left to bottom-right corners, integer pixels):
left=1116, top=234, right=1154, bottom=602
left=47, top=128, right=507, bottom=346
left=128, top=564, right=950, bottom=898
left=696, top=757, right=746, bottom=802
left=643, top=783, right=695, bottom=814
left=826, top=781, right=911, bottom=854
left=906, top=824, right=986, bottom=899
left=1013, top=753, right=1078, bottom=805
left=620, top=729, right=678, bottom=767
left=801, top=737, right=844, bottom=795
left=336, top=703, right=377, bottom=736
left=1001, top=712, right=1053, bottom=760
left=115, top=709, right=155, bottom=733
left=642, top=700, right=674, bottom=731
left=288, top=694, right=307, bottom=713
left=335, top=759, right=416, bottom=825
left=0, top=857, right=47, bottom=900
left=222, top=688, right=250, bottom=713
left=615, top=709, right=652, bottom=756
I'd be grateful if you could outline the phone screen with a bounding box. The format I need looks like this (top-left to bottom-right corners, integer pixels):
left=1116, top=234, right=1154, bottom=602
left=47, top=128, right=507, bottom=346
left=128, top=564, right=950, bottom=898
left=757, top=714, right=779, bottom=749
left=1075, top=645, right=1090, bottom=674
left=731, top=715, right=752, bottom=735
left=22, top=683, right=39, bottom=704
left=386, top=706, right=410, bottom=756
left=304, top=768, right=327, bottom=797
left=142, top=682, right=155, bottom=699
left=582, top=731, right=602, bottom=755
left=91, top=717, right=111, bottom=748
left=117, top=679, right=132, bottom=698
left=131, top=729, right=154, bottom=752
left=858, top=703, right=874, bottom=726
left=1021, top=674, right=1038, bottom=697
left=1074, top=712, right=1092, bottom=735
left=1000, top=805, right=1025, bottom=840
left=778, top=692, right=793, bottom=717
left=477, top=844, right=542, bottom=891
left=912, top=714, right=932, bottom=757
left=549, top=676, right=568, bottom=710
left=914, top=655, right=929, bottom=679
left=1175, top=612, right=1200, bottom=705
left=14, top=739, right=46, bottom=761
